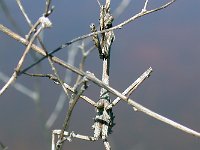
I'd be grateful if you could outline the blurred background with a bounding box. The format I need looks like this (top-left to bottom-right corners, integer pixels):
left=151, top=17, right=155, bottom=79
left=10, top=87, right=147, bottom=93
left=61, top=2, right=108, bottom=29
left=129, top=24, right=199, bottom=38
left=0, top=0, right=200, bottom=150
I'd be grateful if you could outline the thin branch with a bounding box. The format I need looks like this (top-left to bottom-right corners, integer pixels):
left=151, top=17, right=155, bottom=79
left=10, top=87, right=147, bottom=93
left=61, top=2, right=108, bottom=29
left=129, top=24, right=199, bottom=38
left=0, top=72, right=38, bottom=101
left=109, top=67, right=152, bottom=108
left=53, top=130, right=97, bottom=142
left=56, top=78, right=88, bottom=149
left=16, top=0, right=69, bottom=98
left=46, top=44, right=80, bottom=129
left=2, top=19, right=199, bottom=138
left=142, top=0, right=149, bottom=12
left=113, top=0, right=131, bottom=17
left=16, top=0, right=32, bottom=26
left=24, top=72, right=96, bottom=107
left=2, top=0, right=198, bottom=138
left=0, top=26, right=43, bottom=95
left=28, top=64, right=200, bottom=139
left=84, top=72, right=200, bottom=138
left=1, top=0, right=176, bottom=73
left=76, top=43, right=95, bottom=84
left=0, top=15, right=52, bottom=95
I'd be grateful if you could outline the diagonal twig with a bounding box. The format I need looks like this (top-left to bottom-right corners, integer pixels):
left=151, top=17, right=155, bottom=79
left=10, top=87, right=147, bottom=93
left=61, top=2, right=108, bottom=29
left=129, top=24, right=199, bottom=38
left=108, top=67, right=153, bottom=109
left=0, top=24, right=44, bottom=95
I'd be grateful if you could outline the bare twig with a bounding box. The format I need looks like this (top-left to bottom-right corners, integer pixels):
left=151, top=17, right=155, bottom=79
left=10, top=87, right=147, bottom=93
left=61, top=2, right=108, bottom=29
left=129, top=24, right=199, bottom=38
left=3, top=23, right=199, bottom=140
left=46, top=43, right=95, bottom=129
left=113, top=0, right=131, bottom=17
left=85, top=72, right=200, bottom=138
left=0, top=72, right=38, bottom=101
left=56, top=78, right=88, bottom=149
left=46, top=44, right=80, bottom=129
left=24, top=72, right=96, bottom=107
left=0, top=15, right=52, bottom=95
left=76, top=43, right=95, bottom=84
left=16, top=0, right=69, bottom=98
left=108, top=67, right=152, bottom=109
left=142, top=0, right=149, bottom=12
left=16, top=0, right=32, bottom=26
left=52, top=130, right=97, bottom=149
left=2, top=0, right=197, bottom=140
left=2, top=0, right=176, bottom=73
left=0, top=24, right=43, bottom=95
left=34, top=64, right=200, bottom=139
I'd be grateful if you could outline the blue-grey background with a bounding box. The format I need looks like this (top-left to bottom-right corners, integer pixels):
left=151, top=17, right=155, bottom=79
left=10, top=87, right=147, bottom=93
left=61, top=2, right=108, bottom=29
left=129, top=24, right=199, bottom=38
left=0, top=0, right=200, bottom=150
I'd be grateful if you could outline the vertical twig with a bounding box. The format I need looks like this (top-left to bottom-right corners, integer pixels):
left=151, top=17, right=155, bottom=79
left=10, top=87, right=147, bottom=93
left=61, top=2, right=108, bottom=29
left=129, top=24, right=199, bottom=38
left=46, top=43, right=79, bottom=129
left=56, top=78, right=88, bottom=149
left=93, top=0, right=115, bottom=149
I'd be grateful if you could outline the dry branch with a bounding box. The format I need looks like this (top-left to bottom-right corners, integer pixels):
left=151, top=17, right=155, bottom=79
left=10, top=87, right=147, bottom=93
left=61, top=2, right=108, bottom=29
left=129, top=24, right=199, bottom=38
left=0, top=0, right=176, bottom=74
left=1, top=23, right=200, bottom=138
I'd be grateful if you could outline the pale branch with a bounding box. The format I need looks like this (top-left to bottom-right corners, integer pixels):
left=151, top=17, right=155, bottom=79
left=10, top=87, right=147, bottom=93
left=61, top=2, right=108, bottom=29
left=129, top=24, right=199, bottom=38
left=108, top=67, right=152, bottom=109
left=0, top=25, right=43, bottom=95
left=16, top=0, right=32, bottom=27
left=113, top=0, right=131, bottom=17
left=0, top=15, right=52, bottom=95
left=2, top=0, right=198, bottom=139
left=1, top=24, right=199, bottom=138
left=52, top=130, right=97, bottom=150
left=16, top=0, right=69, bottom=97
left=46, top=44, right=80, bottom=129
left=0, top=0, right=176, bottom=73
left=24, top=72, right=96, bottom=107
left=51, top=0, right=176, bottom=51
left=84, top=72, right=200, bottom=138
left=142, top=0, right=149, bottom=12
left=75, top=43, right=95, bottom=86
left=53, top=130, right=97, bottom=142
left=0, top=72, right=38, bottom=101
left=56, top=78, right=88, bottom=149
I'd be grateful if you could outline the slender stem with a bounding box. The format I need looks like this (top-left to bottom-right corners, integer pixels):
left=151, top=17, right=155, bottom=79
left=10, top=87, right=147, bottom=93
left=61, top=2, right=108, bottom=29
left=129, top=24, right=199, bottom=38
left=57, top=80, right=88, bottom=149
left=0, top=26, right=43, bottom=95
left=110, top=67, right=152, bottom=107
left=0, top=0, right=176, bottom=74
